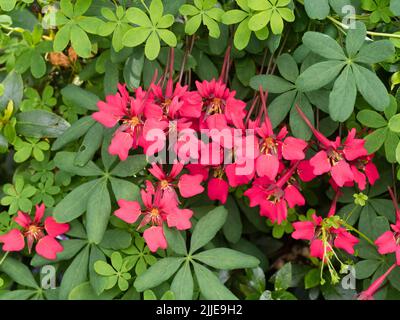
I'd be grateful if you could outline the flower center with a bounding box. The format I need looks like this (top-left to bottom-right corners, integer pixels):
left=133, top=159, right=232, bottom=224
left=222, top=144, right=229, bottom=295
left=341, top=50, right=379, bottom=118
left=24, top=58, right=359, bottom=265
left=261, top=137, right=277, bottom=154
left=208, top=98, right=223, bottom=114
left=327, top=149, right=343, bottom=165
left=130, top=116, right=140, bottom=127
left=150, top=208, right=160, bottom=217
left=160, top=180, right=169, bottom=189
left=161, top=99, right=172, bottom=114
left=25, top=224, right=44, bottom=241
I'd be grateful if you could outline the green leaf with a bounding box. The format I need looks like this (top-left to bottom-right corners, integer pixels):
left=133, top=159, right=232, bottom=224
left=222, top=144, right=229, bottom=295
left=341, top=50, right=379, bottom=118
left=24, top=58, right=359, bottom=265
left=304, top=0, right=330, bottom=20
left=59, top=245, right=90, bottom=299
left=0, top=0, right=16, bottom=11
left=123, top=27, right=151, bottom=48
left=126, top=8, right=152, bottom=27
left=52, top=116, right=95, bottom=151
left=94, top=261, right=115, bottom=276
left=276, top=53, right=299, bottom=83
left=123, top=48, right=144, bottom=89
left=355, top=40, right=395, bottom=64
left=329, top=66, right=357, bottom=121
left=194, top=248, right=259, bottom=270
left=222, top=196, right=242, bottom=244
left=385, top=132, right=397, bottom=162
left=74, top=122, right=104, bottom=166
left=296, top=61, right=345, bottom=92
left=163, top=224, right=187, bottom=256
left=54, top=151, right=103, bottom=176
left=354, top=260, right=381, bottom=279
left=346, top=22, right=367, bottom=57
left=70, top=25, right=92, bottom=58
left=99, top=229, right=131, bottom=250
left=233, top=18, right=252, bottom=50
left=87, top=246, right=107, bottom=294
left=203, top=14, right=220, bottom=38
left=250, top=75, right=295, bottom=93
left=357, top=110, right=387, bottom=128
left=145, top=32, right=160, bottom=61
left=235, top=58, right=256, bottom=87
left=110, top=177, right=140, bottom=202
left=275, top=262, right=292, bottom=290
left=68, top=282, right=119, bottom=300
left=221, top=10, right=247, bottom=24
left=192, top=48, right=218, bottom=81
left=290, top=95, right=313, bottom=140
left=1, top=257, right=38, bottom=289
left=185, top=14, right=202, bottom=35
left=150, top=0, right=163, bottom=24
left=171, top=263, right=193, bottom=300
left=110, top=155, right=147, bottom=177
left=192, top=261, right=238, bottom=300
left=0, top=72, right=23, bottom=111
left=30, top=52, right=46, bottom=79
left=302, top=32, right=346, bottom=60
left=190, top=206, right=228, bottom=254
left=248, top=10, right=271, bottom=31
left=389, top=114, right=400, bottom=133
left=53, top=24, right=71, bottom=52
left=364, top=127, right=387, bottom=154
left=86, top=180, right=111, bottom=244
left=352, top=64, right=390, bottom=111
left=157, top=29, right=177, bottom=47
left=304, top=269, right=320, bottom=289
left=267, top=90, right=296, bottom=129
left=61, top=85, right=100, bottom=111
left=16, top=110, right=70, bottom=138
left=54, top=179, right=102, bottom=222
left=391, top=0, right=400, bottom=15
left=134, top=257, right=184, bottom=292
left=0, top=290, right=36, bottom=300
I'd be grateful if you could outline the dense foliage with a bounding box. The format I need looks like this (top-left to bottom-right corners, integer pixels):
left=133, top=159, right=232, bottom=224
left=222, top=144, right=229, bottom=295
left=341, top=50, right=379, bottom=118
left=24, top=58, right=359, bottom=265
left=0, top=0, right=400, bottom=300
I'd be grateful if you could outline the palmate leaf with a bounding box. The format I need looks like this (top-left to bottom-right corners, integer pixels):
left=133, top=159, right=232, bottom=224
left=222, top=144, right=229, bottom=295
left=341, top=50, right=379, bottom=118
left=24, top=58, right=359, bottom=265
left=123, top=2, right=176, bottom=60
left=180, top=0, right=224, bottom=38
left=296, top=25, right=394, bottom=120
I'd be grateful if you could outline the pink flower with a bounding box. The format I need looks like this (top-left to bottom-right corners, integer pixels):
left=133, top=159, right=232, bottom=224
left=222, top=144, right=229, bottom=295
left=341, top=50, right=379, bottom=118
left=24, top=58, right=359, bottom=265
left=374, top=187, right=400, bottom=264
left=350, top=155, right=379, bottom=190
left=93, top=85, right=156, bottom=160
left=150, top=80, right=202, bottom=120
left=0, top=204, right=69, bottom=260
left=149, top=163, right=204, bottom=201
left=292, top=194, right=359, bottom=260
left=196, top=79, right=246, bottom=130
left=244, top=163, right=305, bottom=224
left=296, top=105, right=370, bottom=188
left=114, top=181, right=193, bottom=252
left=358, top=264, right=396, bottom=300
left=375, top=223, right=400, bottom=265
left=207, top=176, right=229, bottom=204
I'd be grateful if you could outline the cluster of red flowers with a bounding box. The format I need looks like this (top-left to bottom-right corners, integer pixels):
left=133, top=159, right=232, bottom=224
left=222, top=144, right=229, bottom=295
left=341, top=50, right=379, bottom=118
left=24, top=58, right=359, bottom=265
left=90, top=49, right=379, bottom=255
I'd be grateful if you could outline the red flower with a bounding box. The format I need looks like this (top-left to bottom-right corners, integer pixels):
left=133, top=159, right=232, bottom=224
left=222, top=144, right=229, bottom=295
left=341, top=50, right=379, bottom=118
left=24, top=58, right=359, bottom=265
left=358, top=264, right=396, bottom=300
left=196, top=79, right=246, bottom=130
left=114, top=181, right=193, bottom=252
left=0, top=204, right=69, bottom=260
left=295, top=105, right=372, bottom=188
left=244, top=163, right=305, bottom=224
left=292, top=194, right=359, bottom=260
left=149, top=163, right=204, bottom=201
left=93, top=85, right=154, bottom=160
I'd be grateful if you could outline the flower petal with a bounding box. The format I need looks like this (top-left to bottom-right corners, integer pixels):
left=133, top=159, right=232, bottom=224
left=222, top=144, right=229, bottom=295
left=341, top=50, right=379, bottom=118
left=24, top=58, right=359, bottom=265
left=114, top=200, right=142, bottom=224
left=35, top=236, right=63, bottom=260
left=143, top=226, right=167, bottom=252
